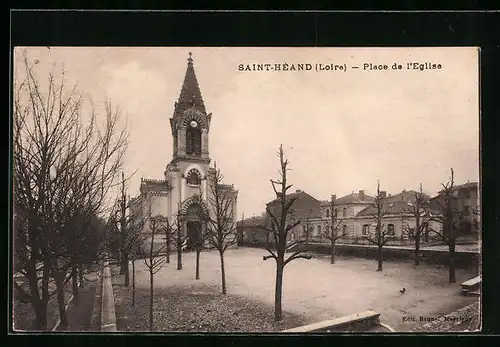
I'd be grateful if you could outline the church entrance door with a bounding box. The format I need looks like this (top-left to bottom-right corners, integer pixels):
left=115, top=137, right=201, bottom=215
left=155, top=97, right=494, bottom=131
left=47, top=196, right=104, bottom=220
left=186, top=221, right=202, bottom=251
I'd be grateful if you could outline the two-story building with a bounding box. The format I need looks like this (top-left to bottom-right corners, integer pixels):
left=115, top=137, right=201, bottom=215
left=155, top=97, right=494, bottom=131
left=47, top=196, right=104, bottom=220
left=429, top=181, right=479, bottom=240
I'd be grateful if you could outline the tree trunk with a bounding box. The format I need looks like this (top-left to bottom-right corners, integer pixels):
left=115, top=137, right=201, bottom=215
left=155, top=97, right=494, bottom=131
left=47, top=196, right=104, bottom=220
left=40, top=262, right=50, bottom=329
left=330, top=240, right=336, bottom=264
left=414, top=235, right=421, bottom=265
left=28, top=260, right=49, bottom=330
left=31, top=300, right=48, bottom=330
left=132, top=256, right=136, bottom=307
left=149, top=269, right=154, bottom=331
left=220, top=251, right=227, bottom=294
left=195, top=249, right=201, bottom=280
left=71, top=264, right=79, bottom=304
left=166, top=238, right=170, bottom=263
left=177, top=244, right=182, bottom=270
left=124, top=255, right=130, bottom=287
left=120, top=248, right=126, bottom=275
left=448, top=242, right=456, bottom=283
left=78, top=263, right=84, bottom=287
left=55, top=276, right=68, bottom=329
left=377, top=245, right=383, bottom=271
left=274, top=261, right=284, bottom=321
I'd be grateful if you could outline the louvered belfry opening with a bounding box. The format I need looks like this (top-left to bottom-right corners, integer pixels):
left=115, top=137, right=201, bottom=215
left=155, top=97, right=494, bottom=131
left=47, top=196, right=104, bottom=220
left=186, top=126, right=202, bottom=156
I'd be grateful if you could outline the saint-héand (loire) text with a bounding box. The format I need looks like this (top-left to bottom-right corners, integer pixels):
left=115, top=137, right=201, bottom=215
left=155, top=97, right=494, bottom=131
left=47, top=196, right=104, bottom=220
left=237, top=62, right=442, bottom=72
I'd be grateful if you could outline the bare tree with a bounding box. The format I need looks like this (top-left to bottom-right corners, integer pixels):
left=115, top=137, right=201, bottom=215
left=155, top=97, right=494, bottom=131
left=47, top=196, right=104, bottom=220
left=321, top=196, right=343, bottom=264
left=109, top=187, right=145, bottom=307
left=163, top=218, right=175, bottom=264
left=118, top=172, right=130, bottom=286
left=13, top=52, right=128, bottom=330
left=193, top=222, right=207, bottom=280
left=142, top=198, right=167, bottom=331
left=401, top=183, right=433, bottom=265
left=261, top=145, right=312, bottom=321
left=170, top=207, right=187, bottom=270
left=363, top=181, right=394, bottom=271
left=299, top=209, right=312, bottom=245
left=205, top=164, right=238, bottom=294
left=115, top=171, right=143, bottom=288
left=428, top=168, right=463, bottom=283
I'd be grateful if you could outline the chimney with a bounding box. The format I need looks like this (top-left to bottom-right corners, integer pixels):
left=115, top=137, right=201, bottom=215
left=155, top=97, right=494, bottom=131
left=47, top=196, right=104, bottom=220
left=380, top=191, right=387, bottom=199
left=359, top=190, right=365, bottom=201
left=331, top=194, right=336, bottom=202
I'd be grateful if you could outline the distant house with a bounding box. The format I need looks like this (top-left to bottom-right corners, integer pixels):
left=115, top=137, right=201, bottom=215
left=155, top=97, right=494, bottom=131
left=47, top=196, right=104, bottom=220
left=355, top=190, right=441, bottom=245
left=429, top=182, right=479, bottom=238
left=244, top=183, right=476, bottom=248
left=326, top=190, right=376, bottom=241
left=237, top=215, right=266, bottom=244
left=263, top=190, right=322, bottom=243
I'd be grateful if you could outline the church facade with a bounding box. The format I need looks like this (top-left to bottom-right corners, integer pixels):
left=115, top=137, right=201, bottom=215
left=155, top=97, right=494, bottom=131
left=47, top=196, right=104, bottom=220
left=129, top=53, right=238, bottom=250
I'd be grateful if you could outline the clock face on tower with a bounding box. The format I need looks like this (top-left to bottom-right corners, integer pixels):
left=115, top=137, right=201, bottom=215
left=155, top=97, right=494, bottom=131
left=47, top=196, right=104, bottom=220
left=190, top=120, right=198, bottom=128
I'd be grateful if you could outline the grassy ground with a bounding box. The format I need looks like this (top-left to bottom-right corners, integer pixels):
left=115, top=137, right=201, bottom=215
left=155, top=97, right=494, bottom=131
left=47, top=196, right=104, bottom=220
left=12, top=272, right=99, bottom=332
left=13, top=280, right=72, bottom=331
left=111, top=268, right=310, bottom=332
left=410, top=301, right=480, bottom=332
left=54, top=273, right=99, bottom=331
left=125, top=247, right=480, bottom=332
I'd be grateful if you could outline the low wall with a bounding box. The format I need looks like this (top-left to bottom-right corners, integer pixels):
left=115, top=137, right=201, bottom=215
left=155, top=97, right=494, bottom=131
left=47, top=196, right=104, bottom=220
left=89, top=264, right=104, bottom=331
left=100, top=261, right=117, bottom=332
left=282, top=311, right=393, bottom=333
left=239, top=242, right=479, bottom=269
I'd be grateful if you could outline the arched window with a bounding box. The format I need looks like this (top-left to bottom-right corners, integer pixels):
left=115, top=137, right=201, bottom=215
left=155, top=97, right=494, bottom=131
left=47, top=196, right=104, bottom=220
left=186, top=125, right=202, bottom=156
left=326, top=209, right=330, bottom=218
left=362, top=224, right=370, bottom=235
left=187, top=169, right=201, bottom=185
left=343, top=207, right=347, bottom=217
left=342, top=225, right=347, bottom=236
left=387, top=224, right=395, bottom=235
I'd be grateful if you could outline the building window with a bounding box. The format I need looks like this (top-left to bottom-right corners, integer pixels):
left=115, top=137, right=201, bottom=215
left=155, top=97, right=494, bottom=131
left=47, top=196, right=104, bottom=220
left=334, top=208, right=338, bottom=217
left=186, top=126, right=202, bottom=156
left=317, top=225, right=321, bottom=235
left=187, top=169, right=201, bottom=186
left=342, top=225, right=347, bottom=236
left=326, top=209, right=330, bottom=218
left=362, top=224, right=370, bottom=235
left=463, top=206, right=471, bottom=216
left=387, top=224, right=395, bottom=236
left=343, top=207, right=347, bottom=217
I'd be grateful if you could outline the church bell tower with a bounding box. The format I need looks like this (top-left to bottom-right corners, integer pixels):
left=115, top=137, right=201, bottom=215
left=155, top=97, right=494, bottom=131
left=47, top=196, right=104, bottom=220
left=169, top=52, right=212, bottom=164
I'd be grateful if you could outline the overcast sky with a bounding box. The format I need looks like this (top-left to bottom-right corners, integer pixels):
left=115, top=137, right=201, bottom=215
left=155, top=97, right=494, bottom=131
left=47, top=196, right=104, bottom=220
left=14, top=47, right=479, bottom=218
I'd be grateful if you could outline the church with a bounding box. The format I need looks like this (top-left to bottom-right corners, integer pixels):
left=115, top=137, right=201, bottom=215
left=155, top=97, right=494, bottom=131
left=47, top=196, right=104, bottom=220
left=129, top=53, right=238, bottom=250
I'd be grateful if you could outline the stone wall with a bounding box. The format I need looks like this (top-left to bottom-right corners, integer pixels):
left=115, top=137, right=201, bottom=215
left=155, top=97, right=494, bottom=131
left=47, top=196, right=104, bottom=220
left=282, top=311, right=394, bottom=333
left=296, top=243, right=480, bottom=269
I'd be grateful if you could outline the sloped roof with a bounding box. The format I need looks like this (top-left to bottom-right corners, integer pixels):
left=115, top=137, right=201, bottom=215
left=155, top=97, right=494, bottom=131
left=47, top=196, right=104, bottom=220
left=357, top=199, right=440, bottom=217
left=267, top=190, right=318, bottom=206
left=238, top=216, right=265, bottom=227
left=357, top=200, right=416, bottom=217
left=174, top=53, right=207, bottom=115
left=451, top=182, right=478, bottom=191
left=335, top=192, right=375, bottom=205
left=384, top=190, right=431, bottom=203
left=266, top=190, right=322, bottom=219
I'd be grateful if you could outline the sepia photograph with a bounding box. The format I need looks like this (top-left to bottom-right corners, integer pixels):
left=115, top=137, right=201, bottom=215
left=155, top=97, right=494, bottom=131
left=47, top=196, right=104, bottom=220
left=12, top=46, right=480, bottom=333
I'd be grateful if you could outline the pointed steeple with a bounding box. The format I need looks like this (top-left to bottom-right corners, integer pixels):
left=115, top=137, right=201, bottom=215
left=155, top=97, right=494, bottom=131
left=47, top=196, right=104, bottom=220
left=175, top=52, right=206, bottom=115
